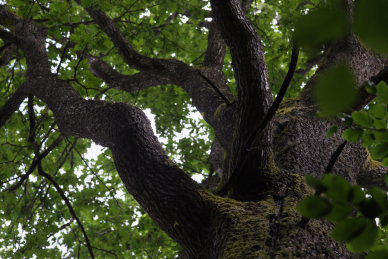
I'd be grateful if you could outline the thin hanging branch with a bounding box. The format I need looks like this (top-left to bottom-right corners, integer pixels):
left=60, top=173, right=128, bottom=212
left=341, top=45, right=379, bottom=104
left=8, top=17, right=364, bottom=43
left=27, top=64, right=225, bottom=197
left=325, top=141, right=347, bottom=173
left=247, top=40, right=300, bottom=149
left=37, top=163, right=95, bottom=259
left=218, top=41, right=299, bottom=195
left=197, top=70, right=231, bottom=105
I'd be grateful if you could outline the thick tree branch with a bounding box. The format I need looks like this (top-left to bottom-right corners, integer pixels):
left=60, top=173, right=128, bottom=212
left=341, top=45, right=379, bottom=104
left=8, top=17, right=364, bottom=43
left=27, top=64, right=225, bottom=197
left=0, top=86, right=27, bottom=129
left=355, top=66, right=388, bottom=109
left=219, top=41, right=299, bottom=196
left=203, top=0, right=253, bottom=70
left=0, top=43, right=17, bottom=66
left=203, top=21, right=226, bottom=70
left=357, top=165, right=388, bottom=190
left=300, top=36, right=387, bottom=107
left=211, top=0, right=273, bottom=198
left=3, top=7, right=212, bottom=255
left=84, top=53, right=174, bottom=92
left=75, top=3, right=237, bottom=151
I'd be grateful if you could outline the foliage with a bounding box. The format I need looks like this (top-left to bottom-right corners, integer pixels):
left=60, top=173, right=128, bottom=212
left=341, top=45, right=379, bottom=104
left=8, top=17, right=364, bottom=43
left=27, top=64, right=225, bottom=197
left=0, top=0, right=387, bottom=258
left=296, top=0, right=388, bottom=257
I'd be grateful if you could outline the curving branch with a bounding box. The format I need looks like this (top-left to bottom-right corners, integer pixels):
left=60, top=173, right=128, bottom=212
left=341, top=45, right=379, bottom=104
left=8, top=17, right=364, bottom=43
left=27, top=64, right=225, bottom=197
left=219, top=41, right=299, bottom=195
left=73, top=3, right=237, bottom=149
left=0, top=5, right=212, bottom=256
left=83, top=53, right=174, bottom=92
left=210, top=0, right=273, bottom=198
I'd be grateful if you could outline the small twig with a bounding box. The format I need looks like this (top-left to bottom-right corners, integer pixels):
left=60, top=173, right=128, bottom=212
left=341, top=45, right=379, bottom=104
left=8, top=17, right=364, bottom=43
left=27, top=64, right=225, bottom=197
left=325, top=141, right=347, bottom=173
left=56, top=39, right=72, bottom=75
left=73, top=146, right=123, bottom=209
left=6, top=135, right=64, bottom=192
left=197, top=70, right=231, bottom=105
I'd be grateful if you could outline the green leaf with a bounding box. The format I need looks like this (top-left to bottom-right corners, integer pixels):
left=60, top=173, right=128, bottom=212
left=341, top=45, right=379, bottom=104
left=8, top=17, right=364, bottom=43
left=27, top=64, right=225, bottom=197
left=352, top=110, right=374, bottom=128
left=325, top=204, right=353, bottom=222
left=349, top=186, right=365, bottom=205
left=323, top=174, right=352, bottom=203
left=361, top=132, right=374, bottom=147
left=376, top=81, right=388, bottom=104
left=373, top=120, right=387, bottom=130
left=383, top=157, right=388, bottom=166
left=315, top=64, right=358, bottom=117
left=347, top=221, right=378, bottom=253
left=374, top=130, right=388, bottom=143
left=369, top=187, right=388, bottom=211
left=367, top=250, right=388, bottom=259
left=358, top=200, right=382, bottom=219
left=305, top=175, right=327, bottom=194
left=327, top=126, right=339, bottom=137
left=331, top=217, right=367, bottom=242
left=343, top=128, right=363, bottom=142
left=297, top=196, right=332, bottom=219
left=295, top=0, right=349, bottom=52
left=370, top=103, right=386, bottom=119
left=370, top=143, right=388, bottom=160
left=354, top=0, right=388, bottom=54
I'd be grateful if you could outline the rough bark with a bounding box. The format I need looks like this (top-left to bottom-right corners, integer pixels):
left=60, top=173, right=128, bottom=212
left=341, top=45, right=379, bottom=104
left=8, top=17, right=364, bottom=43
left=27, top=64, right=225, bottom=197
left=1, top=2, right=387, bottom=259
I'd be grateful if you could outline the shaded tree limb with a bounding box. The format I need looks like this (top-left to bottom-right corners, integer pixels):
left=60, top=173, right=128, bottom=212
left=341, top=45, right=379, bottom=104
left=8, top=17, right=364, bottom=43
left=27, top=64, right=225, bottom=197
left=0, top=42, right=17, bottom=66
left=1, top=6, right=212, bottom=256
left=203, top=21, right=226, bottom=70
left=83, top=53, right=174, bottom=92
left=219, top=40, right=299, bottom=196
left=75, top=3, right=237, bottom=150
left=210, top=0, right=273, bottom=199
left=0, top=86, right=27, bottom=129
left=37, top=163, right=95, bottom=259
left=356, top=66, right=388, bottom=109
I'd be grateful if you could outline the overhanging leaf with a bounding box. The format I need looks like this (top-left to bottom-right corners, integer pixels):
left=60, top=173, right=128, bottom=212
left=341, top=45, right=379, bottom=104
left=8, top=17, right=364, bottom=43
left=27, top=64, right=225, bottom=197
left=297, top=196, right=332, bottom=218
left=354, top=0, right=388, bottom=54
left=315, top=64, right=358, bottom=117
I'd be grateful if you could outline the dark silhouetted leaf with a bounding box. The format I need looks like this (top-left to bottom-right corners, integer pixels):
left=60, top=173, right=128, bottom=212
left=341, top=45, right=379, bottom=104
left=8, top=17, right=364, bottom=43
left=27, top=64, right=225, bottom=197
left=315, top=64, right=358, bottom=117
left=354, top=0, right=388, bottom=54
left=298, top=196, right=332, bottom=218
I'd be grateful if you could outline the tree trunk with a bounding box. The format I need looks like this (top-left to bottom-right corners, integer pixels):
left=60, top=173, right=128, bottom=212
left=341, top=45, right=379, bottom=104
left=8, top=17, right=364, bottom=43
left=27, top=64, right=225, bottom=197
left=1, top=1, right=387, bottom=258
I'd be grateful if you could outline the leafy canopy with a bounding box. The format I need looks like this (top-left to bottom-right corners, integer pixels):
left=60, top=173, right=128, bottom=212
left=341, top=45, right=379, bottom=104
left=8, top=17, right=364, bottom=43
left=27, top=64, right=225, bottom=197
left=0, top=0, right=388, bottom=258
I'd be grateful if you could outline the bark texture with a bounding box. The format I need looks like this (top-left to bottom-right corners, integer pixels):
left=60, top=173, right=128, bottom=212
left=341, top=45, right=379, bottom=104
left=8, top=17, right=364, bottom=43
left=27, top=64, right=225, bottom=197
left=1, top=1, right=388, bottom=259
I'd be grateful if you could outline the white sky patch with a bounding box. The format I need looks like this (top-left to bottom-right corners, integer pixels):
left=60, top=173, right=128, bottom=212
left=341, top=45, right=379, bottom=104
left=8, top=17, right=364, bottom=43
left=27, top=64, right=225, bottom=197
left=139, top=8, right=151, bottom=18
left=85, top=142, right=104, bottom=160
left=179, top=14, right=189, bottom=24
left=191, top=173, right=204, bottom=183
left=202, top=1, right=211, bottom=11
left=144, top=108, right=157, bottom=134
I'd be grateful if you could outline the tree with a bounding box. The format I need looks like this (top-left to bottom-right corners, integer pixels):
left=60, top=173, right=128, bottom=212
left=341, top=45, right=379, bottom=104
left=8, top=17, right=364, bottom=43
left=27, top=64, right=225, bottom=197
left=0, top=0, right=388, bottom=258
